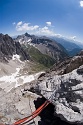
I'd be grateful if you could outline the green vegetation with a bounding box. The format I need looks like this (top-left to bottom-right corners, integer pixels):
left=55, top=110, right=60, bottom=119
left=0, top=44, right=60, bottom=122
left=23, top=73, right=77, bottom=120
left=22, top=44, right=56, bottom=69
left=29, top=62, right=48, bottom=73
left=28, top=46, right=55, bottom=67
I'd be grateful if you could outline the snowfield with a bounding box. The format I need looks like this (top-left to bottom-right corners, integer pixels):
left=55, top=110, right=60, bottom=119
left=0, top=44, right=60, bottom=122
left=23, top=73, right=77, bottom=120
left=0, top=55, right=45, bottom=92
left=0, top=68, right=44, bottom=92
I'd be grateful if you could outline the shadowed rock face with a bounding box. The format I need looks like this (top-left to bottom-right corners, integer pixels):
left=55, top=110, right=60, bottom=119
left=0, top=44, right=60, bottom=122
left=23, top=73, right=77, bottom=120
left=0, top=34, right=29, bottom=62
left=34, top=97, right=72, bottom=125
left=35, top=65, right=83, bottom=124
left=78, top=50, right=83, bottom=56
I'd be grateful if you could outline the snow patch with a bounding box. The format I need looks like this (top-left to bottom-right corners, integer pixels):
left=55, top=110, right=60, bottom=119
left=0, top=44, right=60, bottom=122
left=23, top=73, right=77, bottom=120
left=12, top=54, right=20, bottom=60
left=12, top=54, right=23, bottom=63
left=0, top=68, right=45, bottom=92
left=27, top=38, right=32, bottom=42
left=18, top=38, right=36, bottom=47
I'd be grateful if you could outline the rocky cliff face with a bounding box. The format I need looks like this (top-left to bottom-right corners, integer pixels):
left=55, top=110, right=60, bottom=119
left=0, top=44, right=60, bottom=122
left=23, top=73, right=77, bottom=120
left=0, top=34, right=29, bottom=62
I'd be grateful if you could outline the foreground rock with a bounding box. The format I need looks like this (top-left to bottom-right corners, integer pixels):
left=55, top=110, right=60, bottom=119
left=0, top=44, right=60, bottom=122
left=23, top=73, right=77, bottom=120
left=36, top=65, right=83, bottom=124
left=0, top=85, right=41, bottom=125
left=0, top=58, right=45, bottom=125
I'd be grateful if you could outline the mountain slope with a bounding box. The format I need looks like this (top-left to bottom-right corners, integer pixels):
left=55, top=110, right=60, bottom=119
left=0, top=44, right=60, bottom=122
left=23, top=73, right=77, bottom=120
left=15, top=33, right=68, bottom=62
left=24, top=45, right=55, bottom=68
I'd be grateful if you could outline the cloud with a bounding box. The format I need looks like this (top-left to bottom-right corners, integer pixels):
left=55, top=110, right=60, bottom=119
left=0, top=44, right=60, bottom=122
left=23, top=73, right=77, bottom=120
left=46, top=22, right=52, bottom=26
left=15, top=21, right=62, bottom=37
left=12, top=22, right=16, bottom=25
left=17, top=21, right=23, bottom=26
left=38, top=26, right=55, bottom=36
left=80, top=1, right=83, bottom=7
left=37, top=26, right=62, bottom=37
left=16, top=22, right=39, bottom=31
left=70, top=36, right=76, bottom=40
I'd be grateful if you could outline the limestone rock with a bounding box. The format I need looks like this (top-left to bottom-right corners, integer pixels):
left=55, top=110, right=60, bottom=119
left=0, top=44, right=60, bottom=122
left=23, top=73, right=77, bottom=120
left=0, top=85, right=41, bottom=125
left=36, top=65, right=83, bottom=124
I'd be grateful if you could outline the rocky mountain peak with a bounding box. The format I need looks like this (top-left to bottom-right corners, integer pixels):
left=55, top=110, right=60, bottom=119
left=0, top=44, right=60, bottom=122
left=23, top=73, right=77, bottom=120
left=0, top=34, right=29, bottom=62
left=24, top=32, right=32, bottom=37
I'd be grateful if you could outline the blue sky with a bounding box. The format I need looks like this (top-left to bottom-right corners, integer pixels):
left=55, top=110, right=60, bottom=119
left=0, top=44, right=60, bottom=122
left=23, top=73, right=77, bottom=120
left=0, top=0, right=83, bottom=42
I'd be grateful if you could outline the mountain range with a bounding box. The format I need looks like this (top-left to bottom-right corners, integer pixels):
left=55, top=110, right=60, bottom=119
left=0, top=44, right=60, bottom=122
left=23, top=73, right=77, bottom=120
left=0, top=33, right=69, bottom=75
left=50, top=36, right=83, bottom=56
left=1, top=33, right=83, bottom=71
left=12, top=33, right=83, bottom=57
left=14, top=33, right=68, bottom=67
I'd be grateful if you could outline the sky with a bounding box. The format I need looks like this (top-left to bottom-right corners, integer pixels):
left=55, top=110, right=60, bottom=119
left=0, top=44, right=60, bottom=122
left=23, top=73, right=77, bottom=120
left=0, top=0, right=83, bottom=42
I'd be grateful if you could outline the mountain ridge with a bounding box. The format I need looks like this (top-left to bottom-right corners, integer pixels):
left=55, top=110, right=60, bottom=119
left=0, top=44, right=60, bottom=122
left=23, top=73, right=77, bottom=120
left=15, top=33, right=68, bottom=62
left=0, top=33, right=69, bottom=72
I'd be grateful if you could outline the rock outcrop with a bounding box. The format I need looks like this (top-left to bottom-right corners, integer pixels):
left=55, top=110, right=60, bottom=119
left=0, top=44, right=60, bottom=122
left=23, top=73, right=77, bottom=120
left=36, top=65, right=83, bottom=124
left=0, top=85, right=41, bottom=125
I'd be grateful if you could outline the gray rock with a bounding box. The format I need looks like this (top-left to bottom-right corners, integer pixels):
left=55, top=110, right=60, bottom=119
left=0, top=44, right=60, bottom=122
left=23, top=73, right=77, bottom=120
left=77, top=66, right=83, bottom=74
left=36, top=65, right=83, bottom=124
left=0, top=85, right=41, bottom=125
